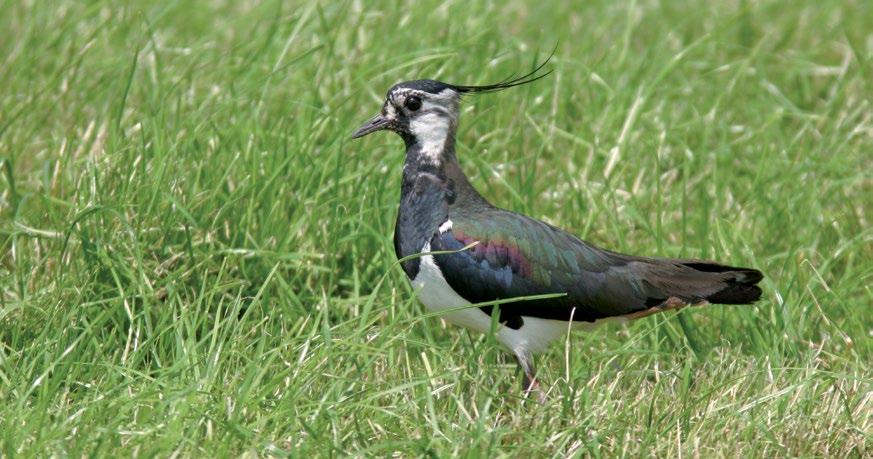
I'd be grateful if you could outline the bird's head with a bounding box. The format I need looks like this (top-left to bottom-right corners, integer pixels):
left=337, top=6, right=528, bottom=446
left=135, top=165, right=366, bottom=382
left=351, top=80, right=462, bottom=145
left=352, top=56, right=553, bottom=148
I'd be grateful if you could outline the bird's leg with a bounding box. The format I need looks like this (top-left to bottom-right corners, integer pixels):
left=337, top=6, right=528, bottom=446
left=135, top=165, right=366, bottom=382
left=515, top=351, right=546, bottom=403
left=520, top=365, right=539, bottom=393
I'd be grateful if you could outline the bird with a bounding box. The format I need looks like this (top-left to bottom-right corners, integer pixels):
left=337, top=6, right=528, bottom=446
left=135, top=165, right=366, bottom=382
left=351, top=58, right=763, bottom=399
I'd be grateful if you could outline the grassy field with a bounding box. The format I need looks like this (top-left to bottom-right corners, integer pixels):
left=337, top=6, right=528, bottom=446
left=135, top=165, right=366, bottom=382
left=1, top=0, right=871, bottom=456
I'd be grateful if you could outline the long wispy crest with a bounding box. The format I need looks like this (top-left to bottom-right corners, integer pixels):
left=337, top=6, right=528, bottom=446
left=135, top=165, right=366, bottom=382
left=451, top=46, right=556, bottom=94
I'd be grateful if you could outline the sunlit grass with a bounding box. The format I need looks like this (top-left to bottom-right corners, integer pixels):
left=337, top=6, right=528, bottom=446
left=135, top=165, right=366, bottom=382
left=1, top=0, right=870, bottom=456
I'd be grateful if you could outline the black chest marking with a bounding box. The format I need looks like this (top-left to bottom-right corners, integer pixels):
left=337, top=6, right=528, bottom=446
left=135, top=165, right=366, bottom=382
left=393, top=172, right=452, bottom=279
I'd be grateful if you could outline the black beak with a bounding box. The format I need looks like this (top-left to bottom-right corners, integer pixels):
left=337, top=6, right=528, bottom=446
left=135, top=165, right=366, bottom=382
left=351, top=114, right=391, bottom=139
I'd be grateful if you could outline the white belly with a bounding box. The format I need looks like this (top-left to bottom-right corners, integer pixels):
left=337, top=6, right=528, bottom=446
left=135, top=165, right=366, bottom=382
left=412, top=251, right=578, bottom=355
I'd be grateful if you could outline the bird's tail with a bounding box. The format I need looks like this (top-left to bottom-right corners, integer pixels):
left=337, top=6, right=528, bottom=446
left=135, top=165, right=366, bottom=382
left=640, top=260, right=764, bottom=307
left=683, top=261, right=764, bottom=304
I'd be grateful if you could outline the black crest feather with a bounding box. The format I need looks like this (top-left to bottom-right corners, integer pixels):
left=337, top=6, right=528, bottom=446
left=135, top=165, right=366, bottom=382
left=451, top=47, right=555, bottom=94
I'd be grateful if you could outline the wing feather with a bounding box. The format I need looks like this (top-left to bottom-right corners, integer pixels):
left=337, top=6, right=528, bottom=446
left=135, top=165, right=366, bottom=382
left=431, top=208, right=761, bottom=327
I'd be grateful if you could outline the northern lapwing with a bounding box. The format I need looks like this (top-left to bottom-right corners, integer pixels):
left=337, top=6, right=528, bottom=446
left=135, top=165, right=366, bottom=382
left=352, top=59, right=763, bottom=399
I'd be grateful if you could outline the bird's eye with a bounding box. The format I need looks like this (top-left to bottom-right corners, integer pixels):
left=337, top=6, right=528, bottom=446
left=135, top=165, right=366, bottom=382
left=404, top=96, right=422, bottom=111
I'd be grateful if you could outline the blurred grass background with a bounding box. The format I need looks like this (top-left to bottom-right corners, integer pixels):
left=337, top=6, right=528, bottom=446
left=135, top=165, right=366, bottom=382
left=1, top=0, right=870, bottom=456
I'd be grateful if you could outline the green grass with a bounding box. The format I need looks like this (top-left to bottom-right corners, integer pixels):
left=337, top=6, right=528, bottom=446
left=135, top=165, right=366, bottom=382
left=1, top=0, right=871, bottom=456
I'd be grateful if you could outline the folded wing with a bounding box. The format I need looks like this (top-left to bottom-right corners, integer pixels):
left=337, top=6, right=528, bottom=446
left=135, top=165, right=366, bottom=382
left=431, top=209, right=762, bottom=328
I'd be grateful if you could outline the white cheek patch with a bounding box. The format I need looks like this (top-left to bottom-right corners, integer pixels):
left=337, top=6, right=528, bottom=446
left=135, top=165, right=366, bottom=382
left=410, top=113, right=449, bottom=144
left=410, top=113, right=450, bottom=162
left=384, top=103, right=397, bottom=117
